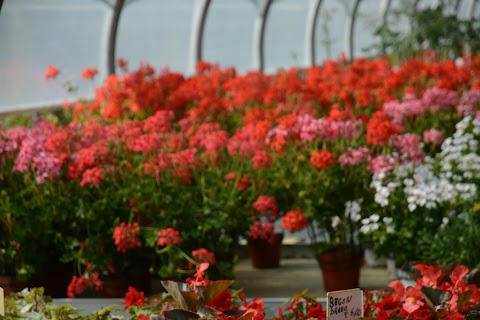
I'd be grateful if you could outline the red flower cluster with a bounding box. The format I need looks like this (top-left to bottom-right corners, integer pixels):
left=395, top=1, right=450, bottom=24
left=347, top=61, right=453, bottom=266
left=112, top=222, right=142, bottom=253
left=364, top=263, right=480, bottom=319
left=309, top=149, right=336, bottom=170
left=281, top=208, right=308, bottom=232
left=31, top=55, right=480, bottom=294
left=253, top=195, right=278, bottom=218
left=192, top=248, right=216, bottom=265
left=186, top=262, right=210, bottom=291
left=44, top=65, right=59, bottom=80
left=274, top=294, right=326, bottom=320
left=66, top=271, right=103, bottom=298
left=120, top=286, right=145, bottom=310
left=224, top=172, right=250, bottom=191
left=157, top=228, right=183, bottom=247
left=366, top=111, right=402, bottom=146
left=81, top=67, right=99, bottom=80
left=248, top=220, right=275, bottom=241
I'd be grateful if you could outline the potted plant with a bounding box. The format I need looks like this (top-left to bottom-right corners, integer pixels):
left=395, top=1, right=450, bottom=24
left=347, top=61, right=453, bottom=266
left=364, top=115, right=480, bottom=274
left=259, top=109, right=382, bottom=291
left=246, top=195, right=285, bottom=269
left=0, top=120, right=75, bottom=296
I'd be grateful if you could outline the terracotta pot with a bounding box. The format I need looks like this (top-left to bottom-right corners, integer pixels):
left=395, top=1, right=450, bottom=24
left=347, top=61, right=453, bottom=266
left=0, top=276, right=28, bottom=296
left=316, top=246, right=363, bottom=292
left=43, top=261, right=75, bottom=298
left=247, top=233, right=283, bottom=269
left=100, top=278, right=130, bottom=298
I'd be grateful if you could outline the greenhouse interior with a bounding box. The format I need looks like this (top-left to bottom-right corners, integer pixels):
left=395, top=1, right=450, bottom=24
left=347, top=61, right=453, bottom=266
left=1, top=0, right=480, bottom=319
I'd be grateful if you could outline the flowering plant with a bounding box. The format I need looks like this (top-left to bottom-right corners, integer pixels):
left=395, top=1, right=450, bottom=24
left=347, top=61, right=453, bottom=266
left=363, top=262, right=480, bottom=319
left=66, top=223, right=219, bottom=298
left=255, top=98, right=394, bottom=253
left=364, top=113, right=480, bottom=263
left=5, top=262, right=480, bottom=319
left=247, top=195, right=283, bottom=243
left=2, top=53, right=480, bottom=297
left=122, top=263, right=265, bottom=320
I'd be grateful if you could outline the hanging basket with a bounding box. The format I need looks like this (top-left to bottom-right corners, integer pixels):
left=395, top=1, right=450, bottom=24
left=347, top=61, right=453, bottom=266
left=247, top=233, right=283, bottom=269
left=316, top=246, right=363, bottom=292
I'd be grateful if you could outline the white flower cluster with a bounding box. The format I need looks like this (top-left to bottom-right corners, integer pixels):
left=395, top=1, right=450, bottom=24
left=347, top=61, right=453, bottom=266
left=371, top=116, right=480, bottom=212
left=331, top=199, right=362, bottom=230
left=360, top=214, right=394, bottom=234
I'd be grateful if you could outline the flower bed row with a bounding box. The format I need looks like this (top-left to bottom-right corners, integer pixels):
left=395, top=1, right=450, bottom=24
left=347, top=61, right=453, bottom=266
left=1, top=52, right=480, bottom=297
left=4, top=262, right=480, bottom=319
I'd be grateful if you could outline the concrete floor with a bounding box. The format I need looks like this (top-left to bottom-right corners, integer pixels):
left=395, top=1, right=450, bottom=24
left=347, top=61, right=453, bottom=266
left=233, top=258, right=392, bottom=298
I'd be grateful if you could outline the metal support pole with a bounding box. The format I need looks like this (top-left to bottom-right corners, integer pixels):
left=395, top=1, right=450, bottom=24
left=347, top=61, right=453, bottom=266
left=344, top=0, right=361, bottom=62
left=379, top=0, right=392, bottom=55
left=188, top=0, right=211, bottom=73
left=253, top=0, right=273, bottom=72
left=468, top=0, right=478, bottom=18
left=412, top=0, right=420, bottom=13
left=454, top=0, right=462, bottom=13
left=305, top=0, right=323, bottom=66
left=107, top=0, right=125, bottom=75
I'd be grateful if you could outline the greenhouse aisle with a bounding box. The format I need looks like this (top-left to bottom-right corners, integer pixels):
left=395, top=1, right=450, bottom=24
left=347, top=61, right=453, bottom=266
left=233, top=258, right=392, bottom=298
left=55, top=257, right=392, bottom=317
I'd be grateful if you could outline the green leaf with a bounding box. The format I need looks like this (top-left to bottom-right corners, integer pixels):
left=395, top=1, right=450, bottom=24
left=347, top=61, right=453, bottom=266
left=197, top=306, right=217, bottom=318
left=421, top=286, right=450, bottom=309
left=224, top=310, right=247, bottom=317
left=236, top=312, right=254, bottom=320
left=180, top=291, right=201, bottom=311
left=458, top=291, right=474, bottom=311
left=466, top=312, right=480, bottom=320
left=161, top=281, right=194, bottom=310
left=164, top=309, right=200, bottom=320
left=467, top=268, right=480, bottom=286
left=202, top=280, right=234, bottom=305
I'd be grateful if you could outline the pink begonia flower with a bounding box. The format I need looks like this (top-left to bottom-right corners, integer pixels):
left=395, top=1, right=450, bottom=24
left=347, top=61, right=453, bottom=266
left=367, top=155, right=396, bottom=174
left=338, top=147, right=370, bottom=166
left=392, top=134, right=426, bottom=163
left=13, top=122, right=63, bottom=184
left=422, top=87, right=459, bottom=111
left=383, top=95, right=427, bottom=121
left=423, top=128, right=444, bottom=145
left=457, top=90, right=480, bottom=116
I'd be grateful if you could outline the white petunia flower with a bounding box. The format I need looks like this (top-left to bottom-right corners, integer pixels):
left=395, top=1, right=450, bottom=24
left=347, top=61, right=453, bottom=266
left=331, top=216, right=341, bottom=229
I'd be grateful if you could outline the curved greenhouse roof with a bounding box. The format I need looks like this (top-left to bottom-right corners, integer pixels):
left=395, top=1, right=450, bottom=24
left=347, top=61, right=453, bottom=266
left=0, top=0, right=478, bottom=114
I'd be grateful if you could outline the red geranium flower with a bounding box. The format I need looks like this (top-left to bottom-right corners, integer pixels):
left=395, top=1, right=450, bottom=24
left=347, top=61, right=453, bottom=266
left=157, top=228, right=183, bottom=246
left=307, top=304, right=326, bottom=319
left=44, top=65, right=60, bottom=80
left=121, top=286, right=144, bottom=310
left=309, top=149, right=335, bottom=170
left=81, top=67, right=99, bottom=80
left=281, top=208, right=308, bottom=232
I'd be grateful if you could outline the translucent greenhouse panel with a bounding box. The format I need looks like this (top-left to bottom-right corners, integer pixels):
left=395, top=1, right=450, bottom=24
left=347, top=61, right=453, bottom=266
left=0, top=0, right=108, bottom=113
left=0, top=0, right=450, bottom=114
left=264, top=1, right=309, bottom=73
left=313, top=1, right=346, bottom=62
left=202, top=0, right=256, bottom=74
left=117, top=0, right=194, bottom=74
left=354, top=0, right=384, bottom=58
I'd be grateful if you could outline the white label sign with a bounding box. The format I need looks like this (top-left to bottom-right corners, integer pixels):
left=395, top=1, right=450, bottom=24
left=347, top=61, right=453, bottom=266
left=327, top=288, right=363, bottom=320
left=0, top=287, right=4, bottom=316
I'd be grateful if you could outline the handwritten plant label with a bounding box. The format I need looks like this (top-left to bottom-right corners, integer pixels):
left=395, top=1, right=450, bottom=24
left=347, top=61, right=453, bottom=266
left=327, top=288, right=363, bottom=320
left=0, top=287, right=4, bottom=316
